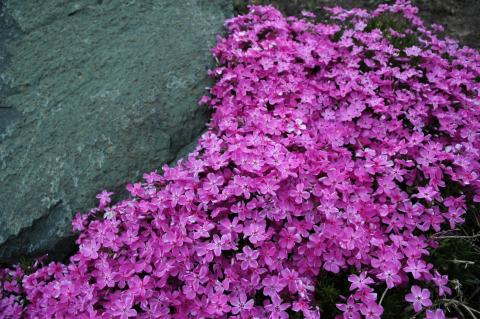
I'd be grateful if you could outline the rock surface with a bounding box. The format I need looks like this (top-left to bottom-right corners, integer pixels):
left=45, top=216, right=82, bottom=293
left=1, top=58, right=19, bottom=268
left=0, top=1, right=21, bottom=136
left=0, top=0, right=231, bottom=262
left=414, top=0, right=480, bottom=49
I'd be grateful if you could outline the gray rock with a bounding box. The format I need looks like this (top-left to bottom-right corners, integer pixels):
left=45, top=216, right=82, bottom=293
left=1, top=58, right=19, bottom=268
left=0, top=0, right=231, bottom=262
left=0, top=1, right=22, bottom=136
left=414, top=0, right=480, bottom=50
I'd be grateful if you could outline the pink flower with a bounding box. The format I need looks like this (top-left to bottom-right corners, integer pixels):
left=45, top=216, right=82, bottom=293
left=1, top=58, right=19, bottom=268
left=323, top=252, right=345, bottom=274
left=110, top=293, right=137, bottom=319
left=204, top=173, right=224, bottom=194
left=405, top=285, right=432, bottom=312
left=337, top=297, right=361, bottom=319
left=262, top=275, right=286, bottom=298
left=359, top=301, right=383, bottom=319
left=426, top=309, right=446, bottom=319
left=415, top=185, right=437, bottom=202
left=143, top=170, right=161, bottom=184
left=281, top=268, right=299, bottom=293
left=230, top=175, right=253, bottom=199
left=128, top=275, right=153, bottom=299
left=208, top=234, right=232, bottom=256
left=404, top=259, right=428, bottom=279
left=96, top=190, right=114, bottom=209
left=289, top=183, right=310, bottom=204
left=265, top=294, right=290, bottom=319
left=432, top=271, right=452, bottom=296
left=237, top=246, right=259, bottom=270
left=72, top=212, right=87, bottom=231
left=244, top=222, right=266, bottom=244
left=348, top=272, right=374, bottom=291
left=219, top=217, right=243, bottom=234
left=287, top=118, right=307, bottom=135
left=192, top=221, right=215, bottom=239
left=206, top=292, right=231, bottom=316
left=376, top=264, right=402, bottom=288
left=259, top=177, right=280, bottom=196
left=79, top=240, right=100, bottom=260
left=230, top=292, right=254, bottom=314
left=279, top=227, right=302, bottom=250
left=404, top=46, right=422, bottom=56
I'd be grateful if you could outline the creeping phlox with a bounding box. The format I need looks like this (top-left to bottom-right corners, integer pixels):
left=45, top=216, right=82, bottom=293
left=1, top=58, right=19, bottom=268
left=1, top=1, right=479, bottom=318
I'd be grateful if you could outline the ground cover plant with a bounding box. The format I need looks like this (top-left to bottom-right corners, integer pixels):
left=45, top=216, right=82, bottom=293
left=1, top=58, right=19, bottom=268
left=1, top=1, right=479, bottom=318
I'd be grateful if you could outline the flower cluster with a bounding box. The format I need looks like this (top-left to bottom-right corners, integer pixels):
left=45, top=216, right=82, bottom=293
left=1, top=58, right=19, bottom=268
left=1, top=1, right=479, bottom=318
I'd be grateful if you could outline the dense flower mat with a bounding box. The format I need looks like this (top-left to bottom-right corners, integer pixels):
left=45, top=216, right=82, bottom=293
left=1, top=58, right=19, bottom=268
left=1, top=1, right=479, bottom=318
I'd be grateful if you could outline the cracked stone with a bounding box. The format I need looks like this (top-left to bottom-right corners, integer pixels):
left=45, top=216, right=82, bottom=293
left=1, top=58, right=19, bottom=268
left=0, top=0, right=232, bottom=263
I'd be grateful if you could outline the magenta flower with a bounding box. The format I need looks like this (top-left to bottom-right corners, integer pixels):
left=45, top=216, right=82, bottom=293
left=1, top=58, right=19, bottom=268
left=405, top=285, right=432, bottom=312
left=337, top=297, right=361, bottom=319
left=96, top=190, right=114, bottom=209
left=230, top=175, right=253, bottom=199
left=192, top=221, right=215, bottom=239
left=79, top=240, right=100, bottom=260
left=376, top=264, right=402, bottom=289
left=206, top=292, right=231, bottom=316
left=281, top=268, right=299, bottom=293
left=287, top=118, right=307, bottom=135
left=229, top=292, right=254, bottom=314
left=426, top=309, right=446, bottom=319
left=244, top=222, right=266, bottom=244
left=348, top=272, right=374, bottom=291
left=359, top=301, right=384, bottom=319
left=110, top=293, right=137, bottom=319
left=289, top=183, right=310, bottom=204
left=128, top=275, right=153, bottom=299
left=208, top=234, right=232, bottom=256
left=432, top=271, right=452, bottom=296
left=404, top=46, right=421, bottom=56
left=237, top=246, right=259, bottom=270
left=219, top=217, right=243, bottom=234
left=279, top=227, right=302, bottom=250
left=94, top=265, right=116, bottom=289
left=323, top=252, right=345, bottom=274
left=204, top=172, right=224, bottom=194
left=404, top=259, right=428, bottom=279
left=259, top=177, right=280, bottom=196
left=265, top=294, right=290, bottom=319
left=262, top=275, right=286, bottom=298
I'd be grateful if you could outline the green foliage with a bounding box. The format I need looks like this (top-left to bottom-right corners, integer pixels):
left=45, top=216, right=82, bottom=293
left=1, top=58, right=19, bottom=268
left=17, top=256, right=36, bottom=275
left=430, top=207, right=480, bottom=312
left=234, top=0, right=396, bottom=16
left=365, top=12, right=410, bottom=33
left=235, top=1, right=419, bottom=50
left=314, top=272, right=347, bottom=318
left=380, top=288, right=411, bottom=319
left=365, top=12, right=419, bottom=49
left=233, top=0, right=321, bottom=15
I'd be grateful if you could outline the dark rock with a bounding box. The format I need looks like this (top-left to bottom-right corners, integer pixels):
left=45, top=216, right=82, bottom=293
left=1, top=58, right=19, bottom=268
left=0, top=0, right=231, bottom=262
left=414, top=0, right=480, bottom=49
left=0, top=0, right=21, bottom=135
